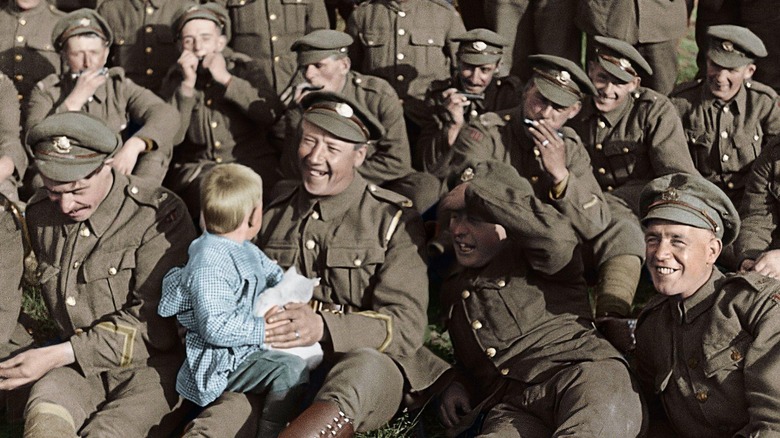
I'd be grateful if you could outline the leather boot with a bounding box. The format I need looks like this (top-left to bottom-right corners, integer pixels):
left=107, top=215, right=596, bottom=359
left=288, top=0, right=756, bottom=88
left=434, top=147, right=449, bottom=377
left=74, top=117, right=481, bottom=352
left=278, top=401, right=354, bottom=438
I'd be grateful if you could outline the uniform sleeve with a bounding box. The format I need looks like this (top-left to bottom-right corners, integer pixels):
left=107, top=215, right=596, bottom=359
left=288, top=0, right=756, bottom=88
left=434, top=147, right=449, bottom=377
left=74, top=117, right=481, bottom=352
left=223, top=63, right=283, bottom=125
left=306, top=0, right=329, bottom=31
left=123, top=77, right=180, bottom=183
left=734, top=146, right=778, bottom=262
left=70, top=197, right=197, bottom=375
left=0, top=209, right=23, bottom=346
left=0, top=77, right=26, bottom=183
left=760, top=94, right=780, bottom=145
left=646, top=97, right=698, bottom=176
left=24, top=78, right=59, bottom=133
left=446, top=117, right=506, bottom=180
left=549, top=136, right=611, bottom=240
left=419, top=121, right=455, bottom=179
left=357, top=90, right=412, bottom=183
left=321, top=209, right=429, bottom=361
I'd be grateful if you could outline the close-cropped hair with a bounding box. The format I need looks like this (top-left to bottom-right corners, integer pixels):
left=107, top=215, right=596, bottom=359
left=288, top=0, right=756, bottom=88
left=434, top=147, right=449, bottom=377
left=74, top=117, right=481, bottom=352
left=200, top=164, right=263, bottom=234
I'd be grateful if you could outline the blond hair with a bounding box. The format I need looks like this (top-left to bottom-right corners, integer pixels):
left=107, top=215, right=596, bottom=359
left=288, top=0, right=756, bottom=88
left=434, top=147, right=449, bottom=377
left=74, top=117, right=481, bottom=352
left=200, top=164, right=263, bottom=234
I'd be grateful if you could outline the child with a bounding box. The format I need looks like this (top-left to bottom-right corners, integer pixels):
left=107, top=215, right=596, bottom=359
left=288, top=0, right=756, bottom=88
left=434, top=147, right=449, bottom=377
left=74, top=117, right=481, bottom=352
left=159, top=164, right=307, bottom=437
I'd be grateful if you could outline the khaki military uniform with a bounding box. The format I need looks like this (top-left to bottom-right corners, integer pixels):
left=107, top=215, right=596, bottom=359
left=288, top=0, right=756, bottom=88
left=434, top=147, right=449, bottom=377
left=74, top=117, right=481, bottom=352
left=483, top=0, right=581, bottom=81
left=577, top=0, right=688, bottom=94
left=259, top=175, right=450, bottom=430
left=0, top=197, right=32, bottom=360
left=635, top=270, right=780, bottom=438
left=0, top=73, right=26, bottom=201
left=441, top=167, right=641, bottom=436
left=26, top=67, right=179, bottom=185
left=0, top=1, right=62, bottom=109
left=160, top=48, right=283, bottom=216
left=734, top=142, right=780, bottom=264
left=24, top=171, right=196, bottom=435
left=420, top=74, right=521, bottom=175
left=346, top=0, right=466, bottom=127
left=97, top=0, right=190, bottom=95
left=209, top=0, right=328, bottom=94
left=568, top=86, right=697, bottom=213
left=671, top=79, right=780, bottom=208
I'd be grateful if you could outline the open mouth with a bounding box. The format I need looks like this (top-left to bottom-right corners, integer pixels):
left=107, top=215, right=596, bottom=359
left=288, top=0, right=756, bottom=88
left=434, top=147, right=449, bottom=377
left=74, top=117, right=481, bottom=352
left=454, top=240, right=475, bottom=254
left=653, top=266, right=679, bottom=276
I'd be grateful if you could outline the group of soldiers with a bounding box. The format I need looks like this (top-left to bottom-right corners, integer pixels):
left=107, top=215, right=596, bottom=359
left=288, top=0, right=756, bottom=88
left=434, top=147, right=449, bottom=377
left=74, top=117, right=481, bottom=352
left=0, top=0, right=779, bottom=437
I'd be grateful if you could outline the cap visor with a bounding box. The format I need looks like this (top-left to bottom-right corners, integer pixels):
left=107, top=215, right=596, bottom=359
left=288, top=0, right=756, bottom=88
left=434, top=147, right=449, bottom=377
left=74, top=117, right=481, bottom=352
left=35, top=157, right=104, bottom=183
left=641, top=205, right=713, bottom=232
left=707, top=49, right=752, bottom=69
left=304, top=111, right=365, bottom=144
left=597, top=58, right=635, bottom=83
left=533, top=76, right=578, bottom=107
left=459, top=53, right=501, bottom=66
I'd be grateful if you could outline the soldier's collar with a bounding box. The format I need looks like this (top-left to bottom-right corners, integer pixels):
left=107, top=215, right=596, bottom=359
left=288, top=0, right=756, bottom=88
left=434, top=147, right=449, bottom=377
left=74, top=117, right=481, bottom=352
left=602, top=93, right=633, bottom=126
left=677, top=269, right=722, bottom=323
left=84, top=170, right=123, bottom=238
left=297, top=173, right=367, bottom=222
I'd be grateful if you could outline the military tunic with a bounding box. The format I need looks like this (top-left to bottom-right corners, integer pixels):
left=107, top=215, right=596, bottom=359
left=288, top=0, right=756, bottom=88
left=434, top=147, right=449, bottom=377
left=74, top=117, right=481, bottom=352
left=26, top=67, right=179, bottom=185
left=635, top=270, right=780, bottom=438
left=734, top=142, right=780, bottom=263
left=209, top=0, right=329, bottom=94
left=449, top=107, right=610, bottom=241
left=671, top=79, right=780, bottom=208
left=420, top=74, right=521, bottom=175
left=0, top=196, right=29, bottom=359
left=0, top=1, right=62, bottom=108
left=25, top=171, right=196, bottom=434
left=346, top=0, right=466, bottom=127
left=441, top=168, right=640, bottom=436
left=0, top=73, right=26, bottom=200
left=568, top=86, right=697, bottom=212
left=98, top=0, right=190, bottom=95
left=160, top=49, right=283, bottom=212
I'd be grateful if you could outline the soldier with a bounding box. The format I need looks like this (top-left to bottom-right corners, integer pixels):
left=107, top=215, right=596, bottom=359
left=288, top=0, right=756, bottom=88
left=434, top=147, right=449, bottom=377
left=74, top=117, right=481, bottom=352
left=0, top=112, right=196, bottom=437
left=346, top=0, right=466, bottom=149
left=285, top=29, right=440, bottom=213
left=420, top=28, right=521, bottom=175
left=0, top=73, right=26, bottom=202
left=445, top=55, right=646, bottom=352
left=184, top=92, right=451, bottom=437
left=482, top=0, right=581, bottom=81
left=436, top=161, right=643, bottom=436
left=0, top=0, right=63, bottom=110
left=577, top=0, right=688, bottom=95
left=26, top=8, right=180, bottom=186
left=97, top=0, right=191, bottom=95
left=208, top=0, right=328, bottom=95
left=635, top=172, right=780, bottom=437
left=160, top=3, right=283, bottom=222
left=734, top=141, right=780, bottom=278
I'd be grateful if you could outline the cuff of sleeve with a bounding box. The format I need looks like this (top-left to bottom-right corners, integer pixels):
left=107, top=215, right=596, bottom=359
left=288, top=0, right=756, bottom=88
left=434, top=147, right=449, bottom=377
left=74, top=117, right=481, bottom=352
left=549, top=173, right=570, bottom=200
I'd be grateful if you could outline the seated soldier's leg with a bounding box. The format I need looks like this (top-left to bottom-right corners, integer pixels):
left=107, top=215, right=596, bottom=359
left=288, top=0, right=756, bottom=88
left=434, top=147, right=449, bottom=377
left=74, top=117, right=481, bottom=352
left=183, top=392, right=264, bottom=438
left=524, top=359, right=644, bottom=437
left=479, top=401, right=551, bottom=438
left=78, top=364, right=183, bottom=438
left=282, top=348, right=404, bottom=435
left=1, top=322, right=35, bottom=423
left=24, top=366, right=104, bottom=438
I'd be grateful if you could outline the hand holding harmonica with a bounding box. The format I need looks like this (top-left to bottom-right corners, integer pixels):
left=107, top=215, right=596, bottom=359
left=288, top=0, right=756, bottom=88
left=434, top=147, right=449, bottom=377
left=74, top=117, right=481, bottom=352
left=63, top=67, right=109, bottom=111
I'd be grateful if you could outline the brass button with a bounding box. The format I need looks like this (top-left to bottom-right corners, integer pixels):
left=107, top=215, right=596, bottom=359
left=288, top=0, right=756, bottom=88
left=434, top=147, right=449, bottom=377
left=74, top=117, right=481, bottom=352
left=470, top=110, right=478, bottom=117
left=239, top=0, right=245, bottom=4
left=398, top=29, right=405, bottom=36
left=305, top=240, right=316, bottom=250
left=206, top=98, right=213, bottom=106
left=368, top=184, right=378, bottom=192
left=722, top=154, right=730, bottom=162
left=598, top=120, right=606, bottom=129
left=130, top=186, right=139, bottom=194
left=687, top=358, right=698, bottom=369
left=145, top=47, right=152, bottom=54
left=396, top=74, right=404, bottom=81
left=723, top=106, right=729, bottom=113
left=598, top=168, right=606, bottom=175
left=311, top=211, right=320, bottom=220
left=754, top=134, right=760, bottom=141
left=145, top=26, right=153, bottom=33
left=471, top=320, right=482, bottom=330
left=66, top=296, right=76, bottom=306
left=14, top=74, right=23, bottom=82
left=398, top=11, right=406, bottom=17
left=396, top=53, right=405, bottom=60
left=210, top=121, right=218, bottom=128
left=427, top=38, right=434, bottom=44
left=79, top=228, right=91, bottom=237
left=214, top=141, right=221, bottom=149
left=146, top=6, right=154, bottom=14
left=727, top=182, right=734, bottom=189
left=497, top=280, right=506, bottom=287
left=353, top=259, right=362, bottom=267
left=271, top=35, right=278, bottom=42
left=74, top=328, right=84, bottom=334
left=503, top=114, right=511, bottom=121
left=14, top=54, right=22, bottom=62
left=117, top=38, right=125, bottom=45
left=16, top=35, right=23, bottom=43
left=500, top=368, right=509, bottom=376
left=269, top=13, right=277, bottom=20
left=461, top=290, right=470, bottom=299
left=274, top=56, right=280, bottom=62
left=215, top=157, right=223, bottom=164
left=530, top=175, right=539, bottom=183
left=720, top=130, right=728, bottom=139
left=146, top=68, right=153, bottom=76
left=595, top=143, right=602, bottom=150
left=19, top=18, right=26, bottom=25
left=354, top=77, right=362, bottom=84
left=108, top=267, right=117, bottom=276
left=730, top=349, right=742, bottom=361
left=17, top=94, right=22, bottom=101
left=622, top=147, right=629, bottom=153
left=485, top=347, right=496, bottom=358
left=695, top=390, right=708, bottom=403
left=72, top=261, right=80, bottom=269
left=607, top=186, right=613, bottom=192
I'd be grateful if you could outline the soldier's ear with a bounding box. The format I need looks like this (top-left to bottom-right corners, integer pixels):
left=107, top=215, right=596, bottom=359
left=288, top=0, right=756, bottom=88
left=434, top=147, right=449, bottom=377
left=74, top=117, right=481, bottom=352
left=216, top=35, right=228, bottom=52
left=743, top=63, right=757, bottom=80
left=566, top=101, right=582, bottom=120
left=707, top=234, right=723, bottom=264
left=352, top=144, right=367, bottom=168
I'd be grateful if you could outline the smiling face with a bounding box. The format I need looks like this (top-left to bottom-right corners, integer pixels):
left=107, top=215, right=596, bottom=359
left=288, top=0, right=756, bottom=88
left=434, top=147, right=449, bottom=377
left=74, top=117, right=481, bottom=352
left=298, top=120, right=366, bottom=197
left=522, top=83, right=581, bottom=130
left=180, top=19, right=226, bottom=59
left=302, top=55, right=350, bottom=93
left=458, top=61, right=498, bottom=95
left=706, top=59, right=755, bottom=101
left=42, top=164, right=113, bottom=222
left=587, top=61, right=639, bottom=113
left=449, top=210, right=508, bottom=268
left=644, top=220, right=721, bottom=299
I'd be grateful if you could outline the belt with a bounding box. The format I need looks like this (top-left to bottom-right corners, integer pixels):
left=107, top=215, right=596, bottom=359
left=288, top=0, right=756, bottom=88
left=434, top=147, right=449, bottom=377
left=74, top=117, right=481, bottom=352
left=309, top=299, right=354, bottom=314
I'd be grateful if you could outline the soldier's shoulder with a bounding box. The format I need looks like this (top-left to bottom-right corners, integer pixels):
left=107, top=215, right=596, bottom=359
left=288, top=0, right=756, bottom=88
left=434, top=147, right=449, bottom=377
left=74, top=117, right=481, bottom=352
left=477, top=111, right=507, bottom=129
left=427, top=77, right=454, bottom=94
left=428, top=0, right=458, bottom=11
left=226, top=49, right=255, bottom=65
left=125, top=178, right=179, bottom=210
left=720, top=271, right=780, bottom=309
left=107, top=66, right=126, bottom=80
left=34, top=73, right=61, bottom=92
left=637, top=293, right=668, bottom=324
left=745, top=80, right=779, bottom=99
left=493, top=75, right=522, bottom=91
left=266, top=182, right=300, bottom=210
left=46, top=3, right=65, bottom=17
left=633, top=86, right=666, bottom=103
left=365, top=183, right=415, bottom=209
left=670, top=78, right=704, bottom=98
left=559, top=125, right=581, bottom=142
left=27, top=189, right=50, bottom=209
left=351, top=72, right=396, bottom=96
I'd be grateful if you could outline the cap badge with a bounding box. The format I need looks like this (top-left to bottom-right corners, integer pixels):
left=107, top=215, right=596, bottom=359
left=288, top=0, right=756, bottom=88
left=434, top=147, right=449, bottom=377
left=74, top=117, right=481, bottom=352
left=78, top=18, right=90, bottom=27
left=460, top=167, right=474, bottom=182
left=619, top=58, right=632, bottom=69
left=722, top=41, right=734, bottom=52
left=556, top=70, right=571, bottom=85
left=335, top=102, right=354, bottom=118
left=53, top=136, right=72, bottom=154
left=472, top=41, right=487, bottom=52
left=661, top=187, right=679, bottom=201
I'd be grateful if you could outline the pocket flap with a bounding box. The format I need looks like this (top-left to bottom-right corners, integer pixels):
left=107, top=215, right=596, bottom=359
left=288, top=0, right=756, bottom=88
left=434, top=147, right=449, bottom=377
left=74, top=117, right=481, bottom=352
left=409, top=32, right=445, bottom=47
left=263, top=243, right=298, bottom=268
left=702, top=333, right=750, bottom=377
left=602, top=140, right=639, bottom=157
left=358, top=32, right=388, bottom=47
left=83, top=248, right=136, bottom=282
left=326, top=246, right=385, bottom=268
left=36, top=261, right=60, bottom=285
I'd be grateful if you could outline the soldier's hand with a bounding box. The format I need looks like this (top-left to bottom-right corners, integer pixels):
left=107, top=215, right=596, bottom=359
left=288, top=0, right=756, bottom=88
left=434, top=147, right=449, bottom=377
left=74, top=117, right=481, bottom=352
left=437, top=381, right=472, bottom=429
left=178, top=50, right=199, bottom=92
left=0, top=155, right=13, bottom=185
left=527, top=120, right=569, bottom=184
left=0, top=342, right=75, bottom=390
left=64, top=68, right=108, bottom=111
left=265, top=302, right=324, bottom=348
left=439, top=182, right=468, bottom=214
left=739, top=258, right=757, bottom=272
left=750, top=249, right=780, bottom=279
left=107, top=137, right=146, bottom=176
left=203, top=52, right=231, bottom=86
left=595, top=315, right=637, bottom=355
left=441, top=88, right=468, bottom=126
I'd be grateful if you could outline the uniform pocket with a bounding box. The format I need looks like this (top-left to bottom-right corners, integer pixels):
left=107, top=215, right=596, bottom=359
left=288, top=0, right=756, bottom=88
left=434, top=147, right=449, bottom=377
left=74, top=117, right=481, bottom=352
left=325, top=245, right=384, bottom=306
left=83, top=248, right=136, bottom=312
left=702, top=333, right=750, bottom=377
left=602, top=140, right=640, bottom=184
